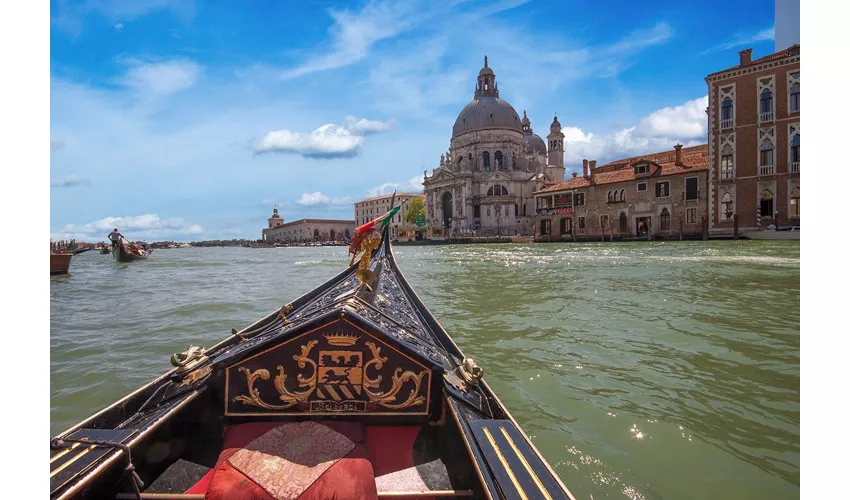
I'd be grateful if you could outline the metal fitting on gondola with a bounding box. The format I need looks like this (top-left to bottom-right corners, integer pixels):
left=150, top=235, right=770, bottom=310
left=460, top=357, right=483, bottom=385
left=278, top=303, right=293, bottom=325
left=170, top=345, right=208, bottom=373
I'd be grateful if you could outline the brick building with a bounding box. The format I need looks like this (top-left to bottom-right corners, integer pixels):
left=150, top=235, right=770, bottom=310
left=533, top=144, right=709, bottom=240
left=261, top=208, right=354, bottom=243
left=706, top=45, right=800, bottom=236
left=354, top=192, right=424, bottom=239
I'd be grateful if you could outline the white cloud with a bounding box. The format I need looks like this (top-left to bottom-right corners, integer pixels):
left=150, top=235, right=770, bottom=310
left=51, top=175, right=89, bottom=187
left=296, top=192, right=354, bottom=206
left=114, top=23, right=124, bottom=31
left=52, top=0, right=196, bottom=37
left=278, top=0, right=530, bottom=80
left=563, top=96, right=708, bottom=168
left=56, top=213, right=204, bottom=240
left=50, top=138, right=65, bottom=152
left=255, top=116, right=395, bottom=159
left=120, top=59, right=201, bottom=97
left=365, top=175, right=424, bottom=198
left=343, top=115, right=397, bottom=135
left=701, top=26, right=775, bottom=55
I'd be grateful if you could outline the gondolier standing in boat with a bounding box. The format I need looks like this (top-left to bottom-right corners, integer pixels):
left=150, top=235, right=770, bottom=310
left=108, top=228, right=125, bottom=249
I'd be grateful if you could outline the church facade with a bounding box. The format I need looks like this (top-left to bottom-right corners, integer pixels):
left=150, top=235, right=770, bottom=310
left=422, top=57, right=566, bottom=236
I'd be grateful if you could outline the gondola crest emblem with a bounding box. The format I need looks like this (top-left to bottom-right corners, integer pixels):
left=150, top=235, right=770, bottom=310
left=226, top=320, right=432, bottom=416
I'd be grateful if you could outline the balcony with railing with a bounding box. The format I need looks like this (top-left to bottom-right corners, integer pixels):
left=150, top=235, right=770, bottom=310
left=789, top=161, right=800, bottom=173
left=720, top=119, right=734, bottom=130
left=720, top=169, right=735, bottom=180
left=759, top=164, right=775, bottom=176
left=759, top=111, right=774, bottom=123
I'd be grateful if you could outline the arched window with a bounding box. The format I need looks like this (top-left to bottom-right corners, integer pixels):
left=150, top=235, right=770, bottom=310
left=495, top=151, right=503, bottom=170
left=619, top=189, right=625, bottom=202
left=791, top=134, right=800, bottom=163
left=607, top=191, right=613, bottom=203
left=721, top=98, right=733, bottom=121
left=482, top=152, right=490, bottom=171
left=720, top=192, right=734, bottom=221
left=619, top=212, right=628, bottom=233
left=760, top=188, right=774, bottom=219
left=474, top=205, right=481, bottom=218
left=487, top=184, right=508, bottom=196
left=760, top=139, right=774, bottom=167
left=720, top=145, right=734, bottom=179
left=790, top=185, right=800, bottom=218
left=660, top=208, right=671, bottom=231
left=760, top=89, right=773, bottom=114
left=790, top=82, right=800, bottom=112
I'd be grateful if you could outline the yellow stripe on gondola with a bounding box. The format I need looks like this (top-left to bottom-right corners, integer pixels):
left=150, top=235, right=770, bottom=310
left=50, top=442, right=82, bottom=463
left=482, top=427, right=528, bottom=500
left=499, top=426, right=553, bottom=500
left=50, top=444, right=98, bottom=478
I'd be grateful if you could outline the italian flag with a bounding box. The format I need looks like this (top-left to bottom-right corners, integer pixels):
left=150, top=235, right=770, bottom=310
left=348, top=205, right=400, bottom=259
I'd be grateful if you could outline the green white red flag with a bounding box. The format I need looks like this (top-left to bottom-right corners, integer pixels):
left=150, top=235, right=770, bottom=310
left=348, top=205, right=400, bottom=260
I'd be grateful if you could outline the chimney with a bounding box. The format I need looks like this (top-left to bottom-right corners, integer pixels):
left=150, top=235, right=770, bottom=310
left=739, top=48, right=753, bottom=65
left=582, top=159, right=588, bottom=177
left=674, top=144, right=682, bottom=165
left=589, top=160, right=597, bottom=170
left=572, top=172, right=578, bottom=178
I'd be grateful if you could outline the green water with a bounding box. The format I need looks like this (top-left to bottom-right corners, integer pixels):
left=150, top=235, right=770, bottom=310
left=50, top=242, right=800, bottom=499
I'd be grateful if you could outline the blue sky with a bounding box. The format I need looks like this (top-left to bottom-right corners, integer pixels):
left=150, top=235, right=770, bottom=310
left=50, top=0, right=779, bottom=242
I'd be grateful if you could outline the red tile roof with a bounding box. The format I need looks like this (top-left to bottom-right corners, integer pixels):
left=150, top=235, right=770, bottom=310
left=534, top=144, right=708, bottom=194
left=707, top=44, right=800, bottom=78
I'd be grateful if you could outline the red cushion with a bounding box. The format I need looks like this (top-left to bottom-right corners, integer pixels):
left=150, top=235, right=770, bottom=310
left=364, top=426, right=421, bottom=476
left=204, top=422, right=377, bottom=500
left=184, top=468, right=214, bottom=494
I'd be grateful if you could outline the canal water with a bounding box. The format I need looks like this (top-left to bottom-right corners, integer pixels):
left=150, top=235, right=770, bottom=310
left=50, top=242, right=799, bottom=499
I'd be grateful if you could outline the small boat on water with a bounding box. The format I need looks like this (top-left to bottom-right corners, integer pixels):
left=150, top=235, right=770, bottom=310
left=50, top=198, right=575, bottom=500
left=51, top=240, right=74, bottom=275
left=742, top=227, right=800, bottom=241
left=100, top=247, right=111, bottom=254
left=50, top=253, right=72, bottom=275
left=112, top=239, right=151, bottom=262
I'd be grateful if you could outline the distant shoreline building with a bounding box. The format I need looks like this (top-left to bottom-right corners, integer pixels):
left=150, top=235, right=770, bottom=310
left=354, top=192, right=424, bottom=240
left=533, top=144, right=709, bottom=240
left=422, top=56, right=566, bottom=237
left=261, top=207, right=354, bottom=243
left=705, top=45, right=800, bottom=237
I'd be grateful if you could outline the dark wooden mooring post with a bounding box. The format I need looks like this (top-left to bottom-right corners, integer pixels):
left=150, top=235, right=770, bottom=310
left=733, top=213, right=739, bottom=240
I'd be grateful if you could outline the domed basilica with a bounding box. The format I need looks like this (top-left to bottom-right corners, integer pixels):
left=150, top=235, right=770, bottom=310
left=423, top=56, right=565, bottom=236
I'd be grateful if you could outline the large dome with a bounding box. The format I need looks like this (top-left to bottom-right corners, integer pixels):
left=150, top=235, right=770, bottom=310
left=525, top=132, right=547, bottom=155
left=452, top=96, right=523, bottom=137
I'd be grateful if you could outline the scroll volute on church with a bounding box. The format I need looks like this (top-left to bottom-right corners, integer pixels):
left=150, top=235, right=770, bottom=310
left=225, top=319, right=432, bottom=417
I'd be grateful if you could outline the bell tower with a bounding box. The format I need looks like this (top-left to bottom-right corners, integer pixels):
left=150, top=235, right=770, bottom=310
left=546, top=115, right=566, bottom=181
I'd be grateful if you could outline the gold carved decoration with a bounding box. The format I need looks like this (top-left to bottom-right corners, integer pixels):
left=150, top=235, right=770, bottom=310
left=230, top=334, right=428, bottom=412
left=354, top=234, right=381, bottom=290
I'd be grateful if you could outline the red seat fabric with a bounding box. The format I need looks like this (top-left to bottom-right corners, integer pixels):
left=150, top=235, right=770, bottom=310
left=203, top=422, right=377, bottom=500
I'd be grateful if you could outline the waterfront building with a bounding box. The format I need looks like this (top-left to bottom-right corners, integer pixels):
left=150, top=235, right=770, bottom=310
left=533, top=144, right=709, bottom=240
left=422, top=56, right=566, bottom=237
left=705, top=45, right=800, bottom=237
left=354, top=192, right=424, bottom=240
left=261, top=208, right=354, bottom=243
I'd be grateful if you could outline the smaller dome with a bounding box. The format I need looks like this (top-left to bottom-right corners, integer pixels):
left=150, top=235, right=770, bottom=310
left=550, top=115, right=561, bottom=131
left=525, top=133, right=547, bottom=155
left=521, top=110, right=530, bottom=126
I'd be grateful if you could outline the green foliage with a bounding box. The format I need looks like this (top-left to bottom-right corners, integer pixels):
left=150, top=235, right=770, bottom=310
left=404, top=197, right=426, bottom=226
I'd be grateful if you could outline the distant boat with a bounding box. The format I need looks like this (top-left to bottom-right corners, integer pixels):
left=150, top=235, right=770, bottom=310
left=742, top=228, right=800, bottom=241
left=71, top=246, right=91, bottom=255
left=100, top=247, right=110, bottom=254
left=112, top=240, right=151, bottom=262
left=50, top=253, right=72, bottom=275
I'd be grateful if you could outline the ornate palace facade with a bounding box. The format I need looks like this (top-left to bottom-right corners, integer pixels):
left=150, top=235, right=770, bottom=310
left=422, top=57, right=566, bottom=236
